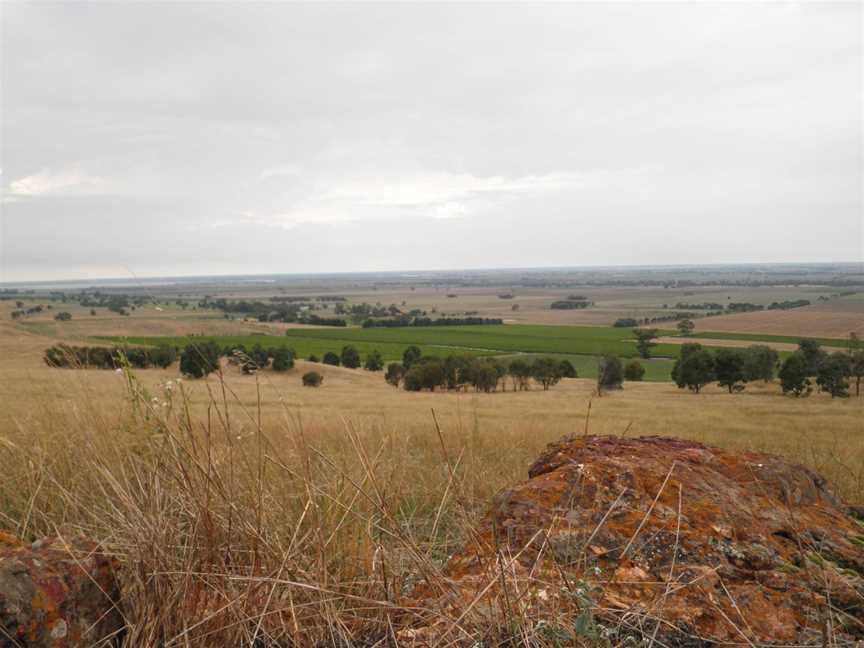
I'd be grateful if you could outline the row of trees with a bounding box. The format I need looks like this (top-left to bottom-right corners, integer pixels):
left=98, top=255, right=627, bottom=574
left=361, top=316, right=503, bottom=328
left=44, top=344, right=177, bottom=369
left=777, top=339, right=864, bottom=398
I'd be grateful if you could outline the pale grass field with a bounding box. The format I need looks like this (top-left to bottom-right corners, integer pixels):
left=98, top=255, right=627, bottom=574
left=1, top=318, right=863, bottom=644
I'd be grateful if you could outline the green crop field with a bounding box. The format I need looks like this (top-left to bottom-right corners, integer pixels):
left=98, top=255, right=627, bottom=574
left=683, top=330, right=849, bottom=348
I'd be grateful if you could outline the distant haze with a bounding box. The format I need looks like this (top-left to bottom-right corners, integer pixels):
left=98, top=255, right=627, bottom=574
left=1, top=2, right=861, bottom=282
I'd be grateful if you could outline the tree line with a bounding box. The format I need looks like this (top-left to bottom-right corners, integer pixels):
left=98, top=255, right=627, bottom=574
left=361, top=316, right=503, bottom=328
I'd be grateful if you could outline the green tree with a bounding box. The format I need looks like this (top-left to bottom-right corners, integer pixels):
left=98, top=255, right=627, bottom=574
left=671, top=344, right=714, bottom=393
left=714, top=349, right=746, bottom=393
left=322, top=351, right=340, bottom=366
left=850, top=350, right=864, bottom=397
left=742, top=345, right=778, bottom=383
left=180, top=341, right=221, bottom=379
left=507, top=358, right=532, bottom=391
left=384, top=362, right=405, bottom=387
left=302, top=371, right=323, bottom=387
left=54, top=311, right=72, bottom=321
left=597, top=355, right=624, bottom=392
left=816, top=353, right=851, bottom=398
left=779, top=352, right=811, bottom=397
left=558, top=359, right=577, bottom=379
left=340, top=345, right=361, bottom=369
left=271, top=347, right=294, bottom=371
left=307, top=354, right=320, bottom=362
left=623, top=360, right=645, bottom=381
left=797, top=339, right=825, bottom=375
left=404, top=359, right=445, bottom=391
left=150, top=344, right=178, bottom=369
left=531, top=357, right=563, bottom=390
left=676, top=319, right=695, bottom=336
left=402, top=345, right=422, bottom=369
left=364, top=350, right=383, bottom=371
left=633, top=328, right=658, bottom=359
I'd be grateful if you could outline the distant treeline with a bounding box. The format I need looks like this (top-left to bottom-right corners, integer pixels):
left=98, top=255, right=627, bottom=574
left=44, top=344, right=177, bottom=369
left=197, top=298, right=347, bottom=326
left=362, top=316, right=503, bottom=328
left=550, top=295, right=591, bottom=310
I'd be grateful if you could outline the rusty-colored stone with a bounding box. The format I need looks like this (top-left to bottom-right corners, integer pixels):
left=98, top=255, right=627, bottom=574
left=0, top=534, right=123, bottom=647
left=405, top=436, right=864, bottom=644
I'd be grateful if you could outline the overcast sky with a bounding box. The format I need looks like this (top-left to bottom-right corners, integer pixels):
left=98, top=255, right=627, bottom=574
left=1, top=2, right=861, bottom=282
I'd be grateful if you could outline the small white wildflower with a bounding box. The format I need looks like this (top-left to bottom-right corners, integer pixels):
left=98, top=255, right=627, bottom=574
left=593, top=566, right=601, bottom=575
left=151, top=397, right=159, bottom=403
left=115, top=368, right=122, bottom=374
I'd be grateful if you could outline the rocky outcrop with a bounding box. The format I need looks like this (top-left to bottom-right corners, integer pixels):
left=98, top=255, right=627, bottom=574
left=0, top=532, right=123, bottom=647
left=406, top=436, right=864, bottom=645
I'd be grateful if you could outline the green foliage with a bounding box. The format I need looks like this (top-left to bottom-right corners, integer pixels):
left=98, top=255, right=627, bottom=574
left=54, top=311, right=72, bottom=321
left=672, top=344, right=715, bottom=393
left=558, top=359, right=577, bottom=378
left=340, top=345, right=361, bottom=369
left=364, top=350, right=383, bottom=371
left=180, top=341, right=221, bottom=379
left=633, top=328, right=658, bottom=359
left=402, top=345, right=422, bottom=369
left=150, top=344, right=178, bottom=369
left=779, top=352, right=812, bottom=397
left=742, top=345, right=779, bottom=383
left=850, top=350, right=864, bottom=397
left=301, top=371, right=323, bottom=387
left=322, top=351, right=340, bottom=366
left=271, top=347, right=294, bottom=372
left=307, top=354, right=320, bottom=362
left=676, top=319, right=695, bottom=336
left=816, top=353, right=851, bottom=398
left=714, top=349, right=746, bottom=393
left=613, top=318, right=638, bottom=328
left=507, top=358, right=533, bottom=391
left=384, top=362, right=405, bottom=387
left=597, top=355, right=623, bottom=391
left=531, top=357, right=563, bottom=390
left=798, top=339, right=826, bottom=375
left=623, top=360, right=645, bottom=381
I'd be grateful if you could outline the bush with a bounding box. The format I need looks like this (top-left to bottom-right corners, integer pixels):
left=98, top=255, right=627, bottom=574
left=302, top=371, right=323, bottom=387
left=271, top=347, right=294, bottom=372
left=322, top=351, right=340, bottom=366
left=307, top=354, right=320, bottom=363
left=597, top=355, right=624, bottom=391
left=364, top=350, right=383, bottom=371
left=150, top=345, right=178, bottom=369
left=558, top=359, right=577, bottom=379
left=613, top=318, right=638, bottom=328
left=54, top=311, right=72, bottom=321
left=340, top=345, right=361, bottom=369
left=385, top=362, right=405, bottom=387
left=779, top=352, right=811, bottom=397
left=180, top=342, right=221, bottom=379
left=402, top=345, right=422, bottom=369
left=623, top=360, right=645, bottom=381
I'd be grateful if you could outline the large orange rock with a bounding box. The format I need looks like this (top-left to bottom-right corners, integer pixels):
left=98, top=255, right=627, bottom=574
left=405, top=436, right=864, bottom=644
left=0, top=533, right=123, bottom=647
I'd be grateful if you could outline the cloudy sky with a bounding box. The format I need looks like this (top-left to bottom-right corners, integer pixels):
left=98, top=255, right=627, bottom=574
left=1, top=2, right=861, bottom=282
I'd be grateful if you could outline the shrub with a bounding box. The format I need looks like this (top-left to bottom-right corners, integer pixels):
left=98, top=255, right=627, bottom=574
left=54, top=311, right=72, bottom=321
left=633, top=329, right=658, bottom=359
left=307, top=354, right=320, bottom=363
left=558, top=359, right=577, bottom=379
left=322, top=351, right=340, bottom=366
left=150, top=345, right=178, bottom=369
left=384, top=362, right=405, bottom=387
left=623, top=360, right=645, bottom=381
left=598, top=355, right=624, bottom=391
left=364, top=350, right=383, bottom=371
left=179, top=342, right=221, bottom=379
left=271, top=347, right=294, bottom=372
left=402, top=345, right=422, bottom=370
left=340, top=345, right=361, bottom=369
left=302, top=371, right=323, bottom=387
left=613, top=318, right=638, bottom=328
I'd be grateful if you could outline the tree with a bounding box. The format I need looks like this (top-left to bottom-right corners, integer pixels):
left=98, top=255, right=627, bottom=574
left=403, top=359, right=445, bottom=391
left=384, top=362, right=405, bottom=387
left=558, top=359, right=577, bottom=378
left=531, top=357, right=563, bottom=390
left=364, top=350, right=383, bottom=371
left=302, top=371, right=323, bottom=387
left=633, top=329, right=658, bottom=359
left=508, top=359, right=532, bottom=391
left=672, top=345, right=714, bottom=393
left=54, top=311, right=72, bottom=321
left=797, top=339, right=825, bottom=375
left=676, top=319, right=695, bottom=336
left=742, top=345, right=778, bottom=383
left=623, top=360, right=645, bottom=381
left=850, top=350, right=864, bottom=397
left=714, top=349, right=746, bottom=393
left=180, top=341, right=221, bottom=379
left=816, top=353, right=851, bottom=398
left=613, top=318, right=638, bottom=328
left=308, top=354, right=320, bottom=362
left=597, top=355, right=624, bottom=392
left=402, top=345, right=422, bottom=369
left=90, top=309, right=96, bottom=316
left=150, top=344, right=178, bottom=369
left=779, top=352, right=811, bottom=397
left=271, top=347, right=294, bottom=371
left=340, top=345, right=361, bottom=369
left=322, top=351, right=340, bottom=366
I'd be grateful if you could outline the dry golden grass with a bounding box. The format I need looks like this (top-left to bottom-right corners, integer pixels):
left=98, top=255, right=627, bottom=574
left=1, top=319, right=863, bottom=645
